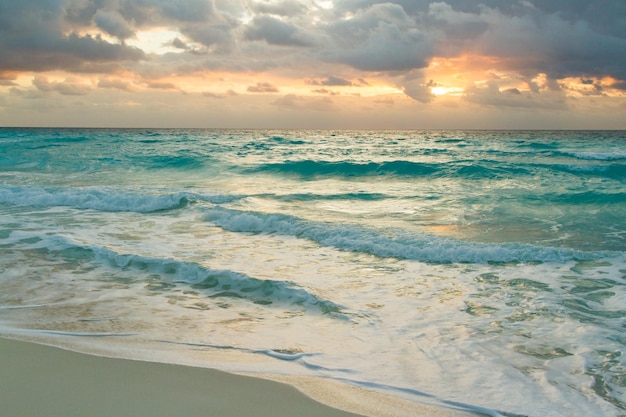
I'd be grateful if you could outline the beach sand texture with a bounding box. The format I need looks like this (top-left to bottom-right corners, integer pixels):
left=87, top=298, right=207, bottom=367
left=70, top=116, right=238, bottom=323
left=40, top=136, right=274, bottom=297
left=0, top=337, right=474, bottom=417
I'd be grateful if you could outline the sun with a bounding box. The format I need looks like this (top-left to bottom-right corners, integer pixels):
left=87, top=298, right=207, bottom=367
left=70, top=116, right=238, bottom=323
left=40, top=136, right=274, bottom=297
left=430, top=86, right=464, bottom=96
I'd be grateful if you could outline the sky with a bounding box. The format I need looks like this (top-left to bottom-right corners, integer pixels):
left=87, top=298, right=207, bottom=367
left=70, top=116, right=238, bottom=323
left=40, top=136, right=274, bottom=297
left=1, top=0, right=625, bottom=129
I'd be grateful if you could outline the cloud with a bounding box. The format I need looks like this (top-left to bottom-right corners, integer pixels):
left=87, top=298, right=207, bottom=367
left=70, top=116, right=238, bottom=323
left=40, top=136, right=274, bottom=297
left=312, top=88, right=340, bottom=95
left=98, top=77, right=137, bottom=92
left=0, top=0, right=240, bottom=72
left=253, top=0, right=307, bottom=16
left=32, top=75, right=92, bottom=96
left=170, top=38, right=189, bottom=50
left=401, top=73, right=435, bottom=103
left=9, top=86, right=45, bottom=99
left=469, top=8, right=626, bottom=80
left=203, top=89, right=239, bottom=99
left=3, top=0, right=624, bottom=84
left=309, top=75, right=354, bottom=86
left=423, top=1, right=626, bottom=81
left=373, top=97, right=395, bottom=107
left=203, top=91, right=223, bottom=99
left=0, top=1, right=145, bottom=73
left=94, top=10, right=134, bottom=40
left=610, top=80, right=626, bottom=91
left=272, top=94, right=335, bottom=112
left=64, top=0, right=210, bottom=29
left=247, top=82, right=279, bottom=93
left=328, top=1, right=626, bottom=84
left=143, top=80, right=179, bottom=90
left=245, top=15, right=317, bottom=47
left=465, top=79, right=566, bottom=109
left=1, top=0, right=625, bottom=125
left=183, top=24, right=235, bottom=52
left=0, top=72, right=17, bottom=86
left=152, top=0, right=217, bottom=23
left=324, top=3, right=432, bottom=71
left=524, top=0, right=626, bottom=39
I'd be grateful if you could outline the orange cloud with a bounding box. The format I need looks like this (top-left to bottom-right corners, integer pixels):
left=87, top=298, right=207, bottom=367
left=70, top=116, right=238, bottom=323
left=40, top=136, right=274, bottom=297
left=247, top=82, right=279, bottom=93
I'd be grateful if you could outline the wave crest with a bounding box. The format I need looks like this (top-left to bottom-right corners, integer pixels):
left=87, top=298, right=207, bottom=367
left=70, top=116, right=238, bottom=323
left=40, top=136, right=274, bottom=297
left=247, top=159, right=532, bottom=180
left=17, top=233, right=343, bottom=315
left=0, top=186, right=238, bottom=213
left=205, top=207, right=599, bottom=263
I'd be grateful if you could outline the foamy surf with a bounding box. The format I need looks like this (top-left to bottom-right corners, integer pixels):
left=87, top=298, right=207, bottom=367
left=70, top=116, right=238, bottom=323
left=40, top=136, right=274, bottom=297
left=1, top=128, right=625, bottom=417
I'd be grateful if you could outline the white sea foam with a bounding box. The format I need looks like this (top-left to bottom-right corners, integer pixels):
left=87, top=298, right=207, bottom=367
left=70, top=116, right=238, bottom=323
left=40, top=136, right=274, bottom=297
left=204, top=207, right=599, bottom=263
left=0, top=185, right=237, bottom=212
left=6, top=231, right=342, bottom=314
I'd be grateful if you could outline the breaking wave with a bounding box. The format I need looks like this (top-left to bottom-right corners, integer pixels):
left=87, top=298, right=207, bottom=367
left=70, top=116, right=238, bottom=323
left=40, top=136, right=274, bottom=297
left=8, top=232, right=344, bottom=315
left=0, top=185, right=239, bottom=213
left=204, top=207, right=601, bottom=264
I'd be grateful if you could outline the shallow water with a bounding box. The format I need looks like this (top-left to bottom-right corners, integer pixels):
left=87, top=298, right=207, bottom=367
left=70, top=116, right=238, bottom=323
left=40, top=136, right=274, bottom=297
left=1, top=128, right=625, bottom=416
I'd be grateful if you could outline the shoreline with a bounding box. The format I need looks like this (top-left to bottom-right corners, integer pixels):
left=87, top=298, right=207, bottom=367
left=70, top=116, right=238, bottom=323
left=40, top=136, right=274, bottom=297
left=0, top=336, right=477, bottom=417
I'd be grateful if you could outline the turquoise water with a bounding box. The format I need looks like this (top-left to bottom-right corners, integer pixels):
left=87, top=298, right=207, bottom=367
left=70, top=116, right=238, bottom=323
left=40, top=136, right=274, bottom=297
left=1, top=128, right=625, bottom=416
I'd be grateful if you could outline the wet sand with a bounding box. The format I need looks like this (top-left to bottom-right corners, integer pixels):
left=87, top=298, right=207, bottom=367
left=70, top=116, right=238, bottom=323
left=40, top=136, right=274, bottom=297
left=0, top=337, right=476, bottom=417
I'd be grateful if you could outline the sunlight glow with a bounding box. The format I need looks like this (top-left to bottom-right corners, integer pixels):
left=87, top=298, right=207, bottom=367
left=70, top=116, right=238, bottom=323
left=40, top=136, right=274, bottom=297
left=317, top=0, right=334, bottom=10
left=430, top=86, right=464, bottom=96
left=127, top=29, right=184, bottom=55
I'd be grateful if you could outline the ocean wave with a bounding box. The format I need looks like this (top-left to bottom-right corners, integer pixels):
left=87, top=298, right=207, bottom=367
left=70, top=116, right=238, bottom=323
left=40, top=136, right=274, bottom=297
left=517, top=141, right=558, bottom=150
left=249, top=160, right=437, bottom=178
left=204, top=207, right=600, bottom=264
left=0, top=185, right=239, bottom=213
left=553, top=163, right=626, bottom=180
left=539, top=191, right=626, bottom=205
left=13, top=233, right=343, bottom=314
left=267, top=135, right=307, bottom=145
left=561, top=151, right=626, bottom=161
left=247, top=160, right=531, bottom=180
left=130, top=154, right=206, bottom=170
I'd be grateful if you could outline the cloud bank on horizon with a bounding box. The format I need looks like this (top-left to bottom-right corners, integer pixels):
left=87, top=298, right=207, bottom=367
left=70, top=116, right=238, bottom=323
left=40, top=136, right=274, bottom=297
left=1, top=0, right=625, bottom=128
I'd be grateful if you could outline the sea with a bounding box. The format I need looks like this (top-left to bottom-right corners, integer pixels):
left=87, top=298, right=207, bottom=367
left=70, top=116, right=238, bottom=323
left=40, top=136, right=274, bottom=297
left=0, top=128, right=624, bottom=417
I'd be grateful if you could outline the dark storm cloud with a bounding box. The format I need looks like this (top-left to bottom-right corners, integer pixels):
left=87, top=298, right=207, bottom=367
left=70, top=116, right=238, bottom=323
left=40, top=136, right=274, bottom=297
left=0, top=0, right=144, bottom=72
left=329, top=1, right=626, bottom=81
left=466, top=6, right=626, bottom=80
left=0, top=0, right=236, bottom=72
left=333, top=0, right=626, bottom=31
left=523, top=0, right=626, bottom=38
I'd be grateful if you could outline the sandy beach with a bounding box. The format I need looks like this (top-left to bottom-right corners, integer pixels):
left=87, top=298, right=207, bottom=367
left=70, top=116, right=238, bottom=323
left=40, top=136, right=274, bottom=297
left=0, top=337, right=366, bottom=417
left=0, top=337, right=476, bottom=417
